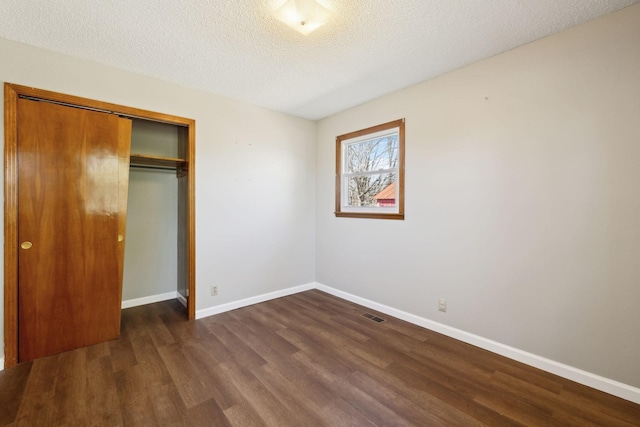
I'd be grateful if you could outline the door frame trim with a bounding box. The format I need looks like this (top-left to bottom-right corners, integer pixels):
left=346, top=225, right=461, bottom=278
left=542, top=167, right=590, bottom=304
left=4, top=83, right=197, bottom=368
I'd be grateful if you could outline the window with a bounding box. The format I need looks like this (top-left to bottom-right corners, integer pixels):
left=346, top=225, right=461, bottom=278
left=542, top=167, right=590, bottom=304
left=335, top=119, right=405, bottom=220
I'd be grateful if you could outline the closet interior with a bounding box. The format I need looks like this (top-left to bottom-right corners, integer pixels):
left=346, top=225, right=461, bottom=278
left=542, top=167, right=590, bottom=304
left=125, top=119, right=189, bottom=308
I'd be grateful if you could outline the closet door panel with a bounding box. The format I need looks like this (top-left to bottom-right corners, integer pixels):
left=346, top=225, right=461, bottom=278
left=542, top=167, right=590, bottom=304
left=17, top=99, right=132, bottom=362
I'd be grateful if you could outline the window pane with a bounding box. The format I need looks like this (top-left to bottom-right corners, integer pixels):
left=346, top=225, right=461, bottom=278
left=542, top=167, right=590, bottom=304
left=347, top=173, right=396, bottom=207
left=346, top=134, right=398, bottom=173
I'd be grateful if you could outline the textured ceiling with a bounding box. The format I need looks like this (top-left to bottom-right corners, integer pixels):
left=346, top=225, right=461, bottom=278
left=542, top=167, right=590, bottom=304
left=1, top=0, right=638, bottom=120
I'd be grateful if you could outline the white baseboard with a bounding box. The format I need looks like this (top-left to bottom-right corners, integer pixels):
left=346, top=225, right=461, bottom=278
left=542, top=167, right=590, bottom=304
left=121, top=291, right=178, bottom=309
left=177, top=293, right=187, bottom=308
left=195, top=283, right=316, bottom=319
left=0, top=357, right=4, bottom=371
left=314, top=283, right=640, bottom=405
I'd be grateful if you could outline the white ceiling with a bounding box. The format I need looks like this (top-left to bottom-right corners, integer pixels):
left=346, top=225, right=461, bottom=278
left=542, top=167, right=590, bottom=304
left=1, top=0, right=637, bottom=120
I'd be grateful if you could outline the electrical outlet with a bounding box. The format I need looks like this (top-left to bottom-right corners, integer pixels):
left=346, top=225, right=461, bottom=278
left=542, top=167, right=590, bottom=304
left=438, top=298, right=447, bottom=312
left=211, top=286, right=218, bottom=296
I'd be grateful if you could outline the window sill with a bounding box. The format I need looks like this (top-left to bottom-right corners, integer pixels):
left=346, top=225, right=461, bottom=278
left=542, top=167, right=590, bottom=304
left=335, top=212, right=404, bottom=220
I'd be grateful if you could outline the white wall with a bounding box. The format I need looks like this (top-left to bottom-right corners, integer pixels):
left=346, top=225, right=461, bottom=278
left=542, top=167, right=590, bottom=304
left=122, top=169, right=178, bottom=301
left=316, top=5, right=640, bottom=388
left=0, top=38, right=317, bottom=357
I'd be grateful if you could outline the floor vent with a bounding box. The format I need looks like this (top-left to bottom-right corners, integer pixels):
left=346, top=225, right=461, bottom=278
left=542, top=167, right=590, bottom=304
left=361, top=313, right=386, bottom=323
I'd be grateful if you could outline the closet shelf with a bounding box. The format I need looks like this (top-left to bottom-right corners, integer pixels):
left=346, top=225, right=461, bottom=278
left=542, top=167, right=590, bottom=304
left=130, top=153, right=187, bottom=171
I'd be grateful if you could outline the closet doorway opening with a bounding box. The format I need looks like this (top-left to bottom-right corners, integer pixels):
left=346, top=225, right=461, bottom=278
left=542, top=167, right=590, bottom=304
left=4, top=83, right=196, bottom=368
left=125, top=119, right=192, bottom=311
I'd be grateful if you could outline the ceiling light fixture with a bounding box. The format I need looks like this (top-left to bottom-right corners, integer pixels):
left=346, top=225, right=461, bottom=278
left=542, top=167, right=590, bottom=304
left=273, top=0, right=333, bottom=36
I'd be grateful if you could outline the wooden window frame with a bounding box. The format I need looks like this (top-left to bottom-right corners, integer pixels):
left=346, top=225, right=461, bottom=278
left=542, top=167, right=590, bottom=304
left=335, top=119, right=405, bottom=220
left=4, top=83, right=197, bottom=368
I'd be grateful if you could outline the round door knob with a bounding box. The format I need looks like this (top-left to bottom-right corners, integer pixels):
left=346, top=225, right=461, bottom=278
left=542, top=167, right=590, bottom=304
left=21, top=241, right=33, bottom=250
left=118, top=234, right=124, bottom=242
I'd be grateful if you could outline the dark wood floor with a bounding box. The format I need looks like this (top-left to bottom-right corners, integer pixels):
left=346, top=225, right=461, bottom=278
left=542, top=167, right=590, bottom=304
left=1, top=290, right=639, bottom=426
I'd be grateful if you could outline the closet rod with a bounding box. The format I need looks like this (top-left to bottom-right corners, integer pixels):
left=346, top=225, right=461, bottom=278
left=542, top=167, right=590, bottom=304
left=130, top=164, right=181, bottom=172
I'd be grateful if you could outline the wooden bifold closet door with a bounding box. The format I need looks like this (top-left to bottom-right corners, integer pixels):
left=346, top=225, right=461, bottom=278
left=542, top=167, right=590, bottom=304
left=17, top=98, right=132, bottom=362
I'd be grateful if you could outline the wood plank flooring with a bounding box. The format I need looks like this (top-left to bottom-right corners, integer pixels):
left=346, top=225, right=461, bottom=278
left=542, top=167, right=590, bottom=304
left=1, top=289, right=638, bottom=426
